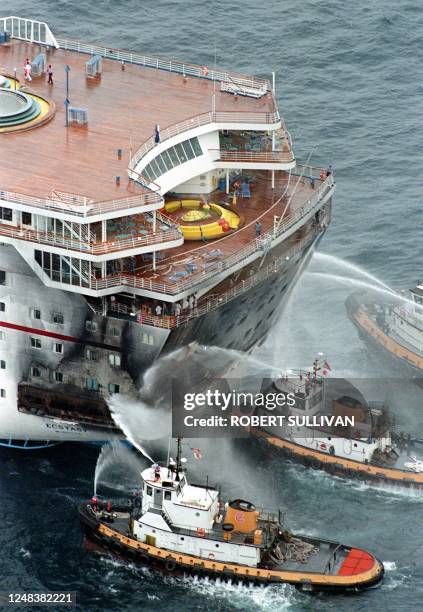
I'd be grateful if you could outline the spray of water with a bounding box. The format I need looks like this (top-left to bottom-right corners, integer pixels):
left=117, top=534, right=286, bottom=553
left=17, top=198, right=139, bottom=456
left=313, top=252, right=393, bottom=292
left=93, top=441, right=148, bottom=496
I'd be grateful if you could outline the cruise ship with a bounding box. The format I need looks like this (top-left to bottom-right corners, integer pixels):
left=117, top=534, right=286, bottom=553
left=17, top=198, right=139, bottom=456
left=0, top=16, right=335, bottom=448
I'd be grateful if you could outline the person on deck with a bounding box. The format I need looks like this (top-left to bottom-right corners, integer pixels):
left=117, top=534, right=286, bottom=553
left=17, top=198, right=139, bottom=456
left=155, top=304, right=162, bottom=316
left=255, top=221, right=262, bottom=236
left=47, top=65, right=53, bottom=85
left=24, top=61, right=32, bottom=81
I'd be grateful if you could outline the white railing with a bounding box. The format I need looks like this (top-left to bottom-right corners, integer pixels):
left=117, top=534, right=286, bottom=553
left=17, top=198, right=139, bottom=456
left=0, top=16, right=59, bottom=48
left=107, top=231, right=318, bottom=329
left=211, top=149, right=294, bottom=163
left=91, top=168, right=334, bottom=295
left=55, top=37, right=270, bottom=93
left=0, top=223, right=182, bottom=255
left=0, top=189, right=163, bottom=219
left=129, top=110, right=281, bottom=171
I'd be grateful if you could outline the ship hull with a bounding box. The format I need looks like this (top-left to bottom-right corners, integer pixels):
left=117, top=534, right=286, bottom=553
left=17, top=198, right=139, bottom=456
left=0, top=201, right=331, bottom=443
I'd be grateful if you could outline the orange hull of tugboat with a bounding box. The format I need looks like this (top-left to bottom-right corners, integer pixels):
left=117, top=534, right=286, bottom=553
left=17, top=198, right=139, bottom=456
left=79, top=506, right=383, bottom=592
left=251, top=428, right=423, bottom=488
left=346, top=296, right=423, bottom=373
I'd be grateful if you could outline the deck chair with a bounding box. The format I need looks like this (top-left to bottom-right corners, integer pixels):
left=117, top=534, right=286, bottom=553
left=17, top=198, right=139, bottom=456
left=241, top=183, right=251, bottom=198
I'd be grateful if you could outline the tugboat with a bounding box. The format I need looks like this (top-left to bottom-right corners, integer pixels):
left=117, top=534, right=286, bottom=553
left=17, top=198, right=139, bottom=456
left=346, top=286, right=423, bottom=375
left=79, top=439, right=384, bottom=592
left=250, top=360, right=423, bottom=488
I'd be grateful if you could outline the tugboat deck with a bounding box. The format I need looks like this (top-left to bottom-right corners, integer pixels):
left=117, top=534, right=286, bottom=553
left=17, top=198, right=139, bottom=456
left=0, top=39, right=276, bottom=202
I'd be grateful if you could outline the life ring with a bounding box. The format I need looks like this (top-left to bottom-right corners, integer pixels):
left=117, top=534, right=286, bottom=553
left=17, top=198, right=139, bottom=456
left=197, top=527, right=206, bottom=537
left=165, top=557, right=177, bottom=572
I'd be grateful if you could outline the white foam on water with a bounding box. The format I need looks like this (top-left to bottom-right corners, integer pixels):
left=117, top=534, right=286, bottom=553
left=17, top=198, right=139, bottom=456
left=383, top=561, right=397, bottom=571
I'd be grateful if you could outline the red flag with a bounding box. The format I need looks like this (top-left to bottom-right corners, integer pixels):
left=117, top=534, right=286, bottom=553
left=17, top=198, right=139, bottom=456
left=191, top=447, right=202, bottom=460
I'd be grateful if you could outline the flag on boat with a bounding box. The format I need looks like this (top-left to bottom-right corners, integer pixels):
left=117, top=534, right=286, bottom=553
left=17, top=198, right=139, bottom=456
left=191, top=447, right=202, bottom=460
left=322, top=360, right=332, bottom=376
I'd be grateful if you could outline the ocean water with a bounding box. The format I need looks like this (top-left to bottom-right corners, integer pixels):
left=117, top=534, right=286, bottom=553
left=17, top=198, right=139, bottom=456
left=1, top=0, right=422, bottom=610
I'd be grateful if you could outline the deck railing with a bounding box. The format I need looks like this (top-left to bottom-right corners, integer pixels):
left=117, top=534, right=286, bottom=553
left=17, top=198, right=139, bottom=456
left=0, top=189, right=163, bottom=219
left=129, top=110, right=281, bottom=171
left=91, top=169, right=334, bottom=295
left=55, top=37, right=270, bottom=92
left=211, top=149, right=295, bottom=164
left=107, top=231, right=319, bottom=329
left=0, top=223, right=182, bottom=256
left=0, top=16, right=59, bottom=48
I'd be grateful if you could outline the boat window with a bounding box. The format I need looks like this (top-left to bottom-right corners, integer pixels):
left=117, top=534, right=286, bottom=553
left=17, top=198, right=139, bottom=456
left=0, top=389, right=5, bottom=399
left=109, top=353, right=121, bottom=367
left=164, top=491, right=171, bottom=500
left=155, top=154, right=167, bottom=175
left=108, top=383, right=120, bottom=394
left=0, top=360, right=5, bottom=369
left=53, top=343, right=63, bottom=354
left=189, top=137, right=203, bottom=156
left=22, top=212, right=32, bottom=225
left=0, top=207, right=12, bottom=222
left=174, top=143, right=188, bottom=163
left=31, top=337, right=42, bottom=349
left=86, top=378, right=99, bottom=391
left=161, top=149, right=174, bottom=171
left=181, top=139, right=196, bottom=160
left=149, top=158, right=161, bottom=178
left=52, top=312, right=64, bottom=325
left=31, top=366, right=41, bottom=377
left=167, top=146, right=180, bottom=166
left=142, top=165, right=154, bottom=182
left=86, top=348, right=98, bottom=361
left=146, top=486, right=152, bottom=496
left=0, top=271, right=5, bottom=286
left=0, top=302, right=5, bottom=312
left=53, top=371, right=63, bottom=382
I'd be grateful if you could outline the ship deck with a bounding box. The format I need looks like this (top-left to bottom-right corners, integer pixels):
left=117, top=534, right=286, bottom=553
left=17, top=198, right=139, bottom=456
left=0, top=39, right=276, bottom=202
left=131, top=170, right=319, bottom=285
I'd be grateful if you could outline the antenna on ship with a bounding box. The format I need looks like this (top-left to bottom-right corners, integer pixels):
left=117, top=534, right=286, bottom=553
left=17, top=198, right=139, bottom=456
left=175, top=437, right=183, bottom=480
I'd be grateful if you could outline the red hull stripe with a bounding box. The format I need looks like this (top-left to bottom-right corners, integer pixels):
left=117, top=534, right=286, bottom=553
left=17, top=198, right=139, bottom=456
left=0, top=321, right=79, bottom=343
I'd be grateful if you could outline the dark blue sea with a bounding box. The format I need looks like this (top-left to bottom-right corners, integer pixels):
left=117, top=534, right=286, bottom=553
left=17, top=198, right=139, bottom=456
left=1, top=1, right=422, bottom=610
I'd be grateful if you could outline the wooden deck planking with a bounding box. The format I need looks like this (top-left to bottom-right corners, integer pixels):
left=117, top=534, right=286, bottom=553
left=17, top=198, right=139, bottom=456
left=0, top=40, right=275, bottom=202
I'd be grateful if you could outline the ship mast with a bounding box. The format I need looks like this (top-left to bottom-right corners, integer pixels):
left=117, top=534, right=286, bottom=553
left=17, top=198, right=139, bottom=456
left=175, top=437, right=183, bottom=481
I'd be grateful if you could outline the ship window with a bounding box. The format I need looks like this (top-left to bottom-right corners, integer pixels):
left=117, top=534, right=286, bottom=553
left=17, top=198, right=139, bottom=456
left=52, top=313, right=64, bottom=325
left=142, top=333, right=154, bottom=345
left=31, top=366, right=41, bottom=378
left=108, top=353, right=121, bottom=367
left=86, top=348, right=98, bottom=361
left=161, top=149, right=174, bottom=171
left=167, top=146, right=180, bottom=166
left=86, top=378, right=99, bottom=391
left=0, top=271, right=5, bottom=286
left=108, top=383, right=120, bottom=394
left=111, top=327, right=120, bottom=337
left=0, top=207, right=12, bottom=222
left=353, top=443, right=358, bottom=447
left=53, top=343, right=63, bottom=354
left=31, top=337, right=42, bottom=349
left=22, top=212, right=32, bottom=225
left=149, top=158, right=161, bottom=178
left=155, top=154, right=167, bottom=175
left=174, top=143, right=187, bottom=163
left=164, top=491, right=171, bottom=500
left=146, top=486, right=152, bottom=496
left=189, top=137, right=203, bottom=156
left=54, top=371, right=63, bottom=382
left=181, top=139, right=196, bottom=160
left=0, top=389, right=5, bottom=398
left=0, top=302, right=5, bottom=312
left=0, top=360, right=5, bottom=369
left=31, top=308, right=41, bottom=320
left=86, top=320, right=97, bottom=332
